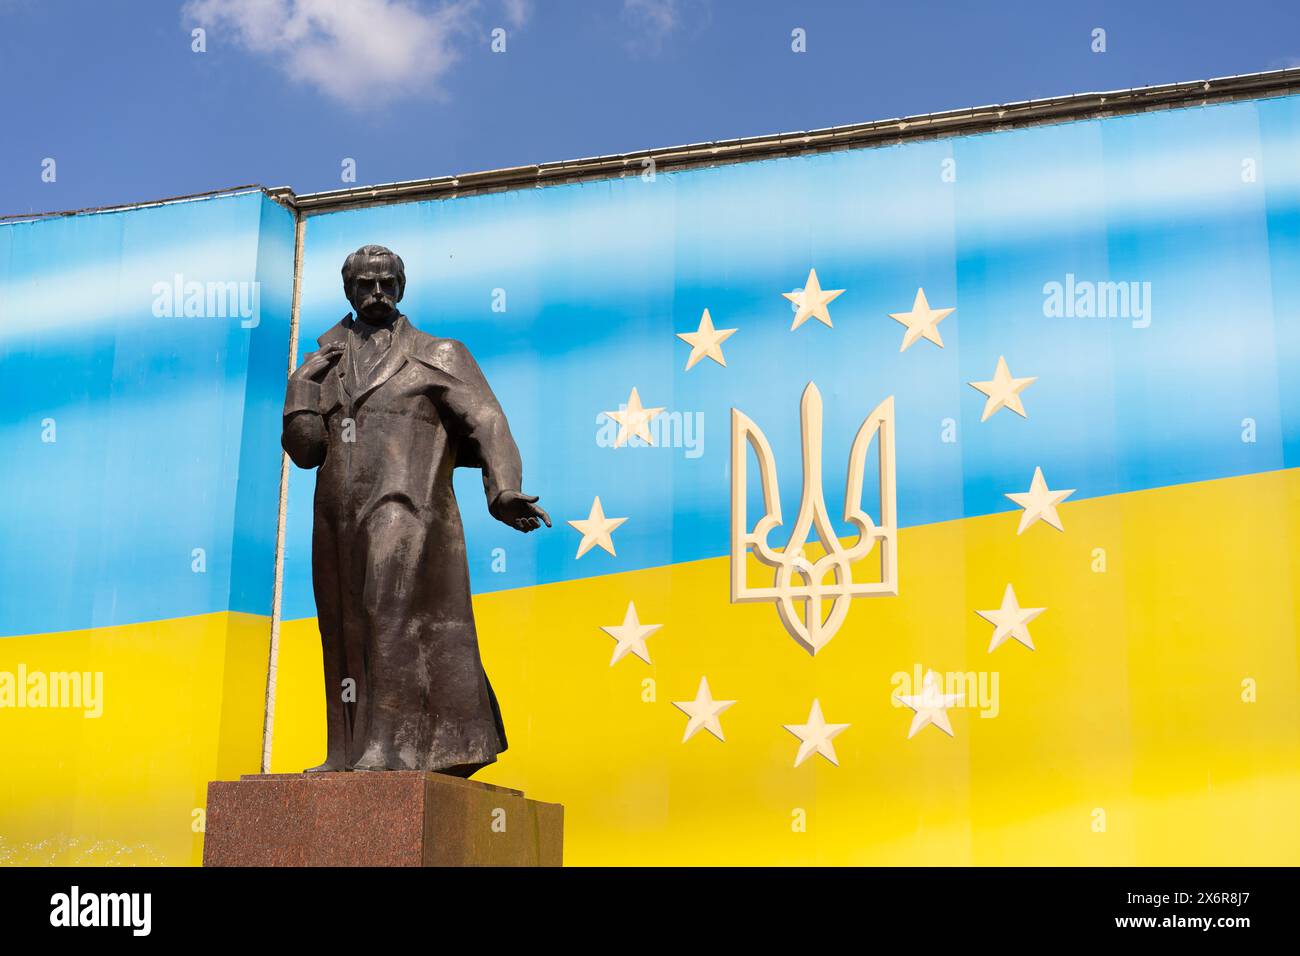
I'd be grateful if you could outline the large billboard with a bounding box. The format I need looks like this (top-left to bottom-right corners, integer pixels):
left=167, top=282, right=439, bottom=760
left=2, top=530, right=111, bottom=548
left=3, top=90, right=1299, bottom=866
left=271, top=93, right=1300, bottom=864
left=0, top=191, right=293, bottom=865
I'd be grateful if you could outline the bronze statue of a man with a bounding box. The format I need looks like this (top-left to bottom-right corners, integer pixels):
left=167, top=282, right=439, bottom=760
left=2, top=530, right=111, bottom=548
left=282, top=245, right=549, bottom=776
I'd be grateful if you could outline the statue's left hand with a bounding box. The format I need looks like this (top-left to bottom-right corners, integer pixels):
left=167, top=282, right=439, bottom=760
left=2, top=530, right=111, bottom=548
left=491, top=491, right=552, bottom=533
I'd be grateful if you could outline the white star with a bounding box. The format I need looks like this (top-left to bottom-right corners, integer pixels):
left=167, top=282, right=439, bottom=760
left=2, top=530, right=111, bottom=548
left=784, top=698, right=850, bottom=767
left=890, top=287, right=955, bottom=352
left=602, top=386, right=665, bottom=447
left=567, top=496, right=627, bottom=558
left=975, top=583, right=1046, bottom=652
left=896, top=669, right=963, bottom=739
left=969, top=356, right=1037, bottom=422
left=1005, top=466, right=1075, bottom=535
left=600, top=601, right=662, bottom=666
left=782, top=268, right=845, bottom=331
left=676, top=308, right=738, bottom=370
left=673, top=676, right=736, bottom=742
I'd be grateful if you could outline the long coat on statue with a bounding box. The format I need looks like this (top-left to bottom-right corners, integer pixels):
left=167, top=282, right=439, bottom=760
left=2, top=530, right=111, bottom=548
left=282, top=313, right=519, bottom=775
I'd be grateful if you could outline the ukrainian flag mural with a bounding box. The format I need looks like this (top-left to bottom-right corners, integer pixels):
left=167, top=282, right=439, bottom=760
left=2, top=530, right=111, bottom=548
left=0, top=191, right=294, bottom=865
left=4, top=89, right=1300, bottom=866
left=272, top=93, right=1300, bottom=866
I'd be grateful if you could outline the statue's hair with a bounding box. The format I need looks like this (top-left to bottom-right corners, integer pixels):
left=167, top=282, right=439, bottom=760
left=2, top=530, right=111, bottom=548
left=342, top=244, right=406, bottom=298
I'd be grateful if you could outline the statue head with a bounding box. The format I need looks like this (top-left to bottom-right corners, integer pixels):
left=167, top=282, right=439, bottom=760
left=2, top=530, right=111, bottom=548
left=342, top=244, right=405, bottom=324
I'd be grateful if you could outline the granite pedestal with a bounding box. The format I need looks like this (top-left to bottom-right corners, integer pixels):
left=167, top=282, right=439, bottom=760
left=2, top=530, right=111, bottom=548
left=202, top=772, right=563, bottom=867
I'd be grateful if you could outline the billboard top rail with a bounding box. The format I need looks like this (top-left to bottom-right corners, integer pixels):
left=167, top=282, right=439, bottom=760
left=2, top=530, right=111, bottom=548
left=8, top=66, right=1300, bottom=224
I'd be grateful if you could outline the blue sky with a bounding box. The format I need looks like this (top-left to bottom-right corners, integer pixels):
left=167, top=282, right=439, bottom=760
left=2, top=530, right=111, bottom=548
left=2, top=0, right=1299, bottom=217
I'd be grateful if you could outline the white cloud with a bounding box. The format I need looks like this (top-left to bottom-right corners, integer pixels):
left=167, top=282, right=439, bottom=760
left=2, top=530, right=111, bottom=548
left=184, top=0, right=477, bottom=107
left=500, top=0, right=530, bottom=28
left=622, top=0, right=705, bottom=54
left=624, top=0, right=678, bottom=36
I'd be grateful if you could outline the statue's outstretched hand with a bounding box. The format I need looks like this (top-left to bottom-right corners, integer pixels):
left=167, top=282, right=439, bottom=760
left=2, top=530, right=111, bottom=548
left=492, top=491, right=552, bottom=533
left=291, top=341, right=345, bottom=382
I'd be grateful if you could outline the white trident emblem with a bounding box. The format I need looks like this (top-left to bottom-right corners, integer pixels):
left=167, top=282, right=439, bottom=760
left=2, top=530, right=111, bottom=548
left=730, top=382, right=898, bottom=655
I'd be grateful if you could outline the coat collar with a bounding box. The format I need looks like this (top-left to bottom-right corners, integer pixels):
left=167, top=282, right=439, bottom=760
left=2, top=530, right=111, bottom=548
left=318, top=313, right=412, bottom=405
left=317, top=313, right=354, bottom=348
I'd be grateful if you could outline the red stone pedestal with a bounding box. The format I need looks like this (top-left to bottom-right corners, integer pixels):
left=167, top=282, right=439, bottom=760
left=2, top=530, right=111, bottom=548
left=202, top=772, right=563, bottom=867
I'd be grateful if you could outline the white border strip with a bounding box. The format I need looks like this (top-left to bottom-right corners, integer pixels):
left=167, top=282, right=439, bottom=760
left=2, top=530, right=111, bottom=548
left=260, top=213, right=307, bottom=773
